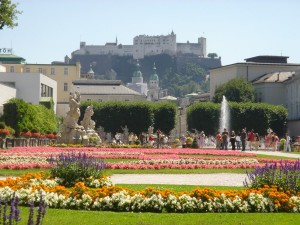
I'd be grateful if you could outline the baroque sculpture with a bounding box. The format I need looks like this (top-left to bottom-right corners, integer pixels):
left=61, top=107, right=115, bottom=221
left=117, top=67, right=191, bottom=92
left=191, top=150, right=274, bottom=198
left=60, top=91, right=101, bottom=145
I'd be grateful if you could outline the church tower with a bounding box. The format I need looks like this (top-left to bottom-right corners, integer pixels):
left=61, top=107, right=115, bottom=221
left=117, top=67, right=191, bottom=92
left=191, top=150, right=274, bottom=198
left=132, top=60, right=143, bottom=84
left=126, top=60, right=148, bottom=96
left=148, top=62, right=160, bottom=101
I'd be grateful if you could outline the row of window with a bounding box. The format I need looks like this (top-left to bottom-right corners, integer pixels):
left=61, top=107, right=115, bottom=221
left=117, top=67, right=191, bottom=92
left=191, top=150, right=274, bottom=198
left=9, top=66, right=69, bottom=75
left=41, top=83, right=53, bottom=97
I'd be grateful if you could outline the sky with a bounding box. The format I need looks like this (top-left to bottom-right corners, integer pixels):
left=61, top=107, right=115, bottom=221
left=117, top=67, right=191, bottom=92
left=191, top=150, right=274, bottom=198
left=1, top=0, right=300, bottom=66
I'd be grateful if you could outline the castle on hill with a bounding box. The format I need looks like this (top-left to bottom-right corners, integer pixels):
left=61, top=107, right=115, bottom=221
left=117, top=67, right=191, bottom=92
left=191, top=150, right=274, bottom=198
left=72, top=31, right=206, bottom=59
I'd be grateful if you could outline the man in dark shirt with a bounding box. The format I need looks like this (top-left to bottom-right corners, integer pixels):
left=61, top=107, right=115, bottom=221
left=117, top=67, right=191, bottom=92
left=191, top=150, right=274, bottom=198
left=222, top=128, right=228, bottom=150
left=241, top=128, right=247, bottom=151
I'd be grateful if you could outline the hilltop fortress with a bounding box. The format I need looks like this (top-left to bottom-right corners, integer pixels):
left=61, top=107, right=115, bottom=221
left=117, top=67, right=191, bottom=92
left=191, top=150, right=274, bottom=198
left=72, top=31, right=207, bottom=59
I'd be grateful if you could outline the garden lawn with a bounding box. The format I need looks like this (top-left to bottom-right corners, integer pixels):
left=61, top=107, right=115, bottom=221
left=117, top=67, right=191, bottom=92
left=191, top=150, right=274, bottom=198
left=117, top=184, right=244, bottom=191
left=18, top=207, right=300, bottom=225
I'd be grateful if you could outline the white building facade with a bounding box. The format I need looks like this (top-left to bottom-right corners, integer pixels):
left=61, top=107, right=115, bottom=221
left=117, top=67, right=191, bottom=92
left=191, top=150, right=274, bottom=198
left=209, top=56, right=300, bottom=137
left=0, top=83, right=16, bottom=114
left=0, top=73, right=57, bottom=112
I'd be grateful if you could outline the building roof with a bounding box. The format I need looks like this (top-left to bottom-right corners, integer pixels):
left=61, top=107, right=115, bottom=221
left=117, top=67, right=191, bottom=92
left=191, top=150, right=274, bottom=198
left=245, top=55, right=289, bottom=63
left=252, top=71, right=295, bottom=84
left=73, top=79, right=142, bottom=95
left=73, top=80, right=122, bottom=85
left=133, top=61, right=143, bottom=77
left=150, top=63, right=159, bottom=81
left=209, top=62, right=300, bottom=72
left=0, top=54, right=25, bottom=64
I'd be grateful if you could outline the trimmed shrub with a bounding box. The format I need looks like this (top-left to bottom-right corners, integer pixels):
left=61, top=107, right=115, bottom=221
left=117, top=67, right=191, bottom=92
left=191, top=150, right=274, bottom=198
left=187, top=102, right=287, bottom=136
left=187, top=102, right=220, bottom=135
left=152, top=101, right=177, bottom=134
left=80, top=101, right=177, bottom=135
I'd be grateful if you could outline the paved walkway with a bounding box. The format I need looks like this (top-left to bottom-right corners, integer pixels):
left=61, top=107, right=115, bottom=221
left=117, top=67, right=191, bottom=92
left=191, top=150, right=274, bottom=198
left=111, top=174, right=247, bottom=186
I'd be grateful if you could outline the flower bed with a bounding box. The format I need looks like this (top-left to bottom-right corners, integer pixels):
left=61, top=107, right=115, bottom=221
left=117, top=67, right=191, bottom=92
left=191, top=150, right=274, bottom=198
left=0, top=173, right=299, bottom=213
left=0, top=147, right=297, bottom=170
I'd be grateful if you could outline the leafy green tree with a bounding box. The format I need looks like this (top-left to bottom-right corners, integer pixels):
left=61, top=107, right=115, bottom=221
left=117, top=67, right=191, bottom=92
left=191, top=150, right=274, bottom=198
left=181, top=62, right=206, bottom=83
left=2, top=98, right=57, bottom=135
left=207, top=53, right=218, bottom=59
left=0, top=0, right=21, bottom=30
left=214, top=78, right=255, bottom=103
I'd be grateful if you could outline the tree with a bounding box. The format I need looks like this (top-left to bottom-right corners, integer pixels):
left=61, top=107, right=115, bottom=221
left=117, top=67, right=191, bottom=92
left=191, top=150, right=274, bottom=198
left=207, top=53, right=218, bottom=59
left=214, top=78, right=255, bottom=103
left=0, top=0, right=21, bottom=30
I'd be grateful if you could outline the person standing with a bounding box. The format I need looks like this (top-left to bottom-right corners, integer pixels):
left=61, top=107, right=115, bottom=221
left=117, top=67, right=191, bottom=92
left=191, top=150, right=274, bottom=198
left=255, top=133, right=260, bottom=150
left=215, top=131, right=222, bottom=149
left=222, top=128, right=229, bottom=150
left=236, top=132, right=241, bottom=150
left=156, top=129, right=161, bottom=149
left=285, top=133, right=291, bottom=152
left=240, top=129, right=247, bottom=151
left=115, top=132, right=121, bottom=145
left=273, top=132, right=279, bottom=151
left=230, top=130, right=236, bottom=150
left=198, top=131, right=205, bottom=149
left=247, top=129, right=256, bottom=151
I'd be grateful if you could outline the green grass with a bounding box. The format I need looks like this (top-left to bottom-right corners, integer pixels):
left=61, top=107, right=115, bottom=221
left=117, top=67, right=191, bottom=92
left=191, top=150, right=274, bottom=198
left=255, top=154, right=297, bottom=159
left=17, top=207, right=300, bottom=225
left=116, top=184, right=244, bottom=192
left=104, top=168, right=250, bottom=175
left=0, top=168, right=251, bottom=177
left=0, top=168, right=50, bottom=176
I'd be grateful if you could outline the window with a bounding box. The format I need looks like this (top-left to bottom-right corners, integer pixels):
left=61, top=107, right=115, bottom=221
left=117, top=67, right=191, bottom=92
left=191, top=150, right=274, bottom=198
left=10, top=66, right=14, bottom=72
left=41, top=83, right=53, bottom=97
left=64, top=68, right=68, bottom=75
left=51, top=68, right=55, bottom=75
left=64, top=83, right=68, bottom=92
left=25, top=68, right=30, bottom=73
left=38, top=68, right=43, bottom=73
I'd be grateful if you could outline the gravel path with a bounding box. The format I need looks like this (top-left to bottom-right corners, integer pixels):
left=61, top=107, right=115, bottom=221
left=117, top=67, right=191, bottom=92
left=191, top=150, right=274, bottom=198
left=111, top=173, right=247, bottom=186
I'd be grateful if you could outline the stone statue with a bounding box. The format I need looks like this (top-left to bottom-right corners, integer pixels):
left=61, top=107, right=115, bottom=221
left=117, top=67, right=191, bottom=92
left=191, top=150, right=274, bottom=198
left=60, top=92, right=82, bottom=144
left=122, top=125, right=129, bottom=144
left=60, top=92, right=101, bottom=145
left=81, top=105, right=95, bottom=130
left=80, top=105, right=101, bottom=145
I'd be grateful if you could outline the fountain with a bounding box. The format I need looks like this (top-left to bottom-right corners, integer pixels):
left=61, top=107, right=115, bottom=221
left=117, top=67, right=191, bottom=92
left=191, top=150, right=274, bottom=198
left=219, top=96, right=230, bottom=131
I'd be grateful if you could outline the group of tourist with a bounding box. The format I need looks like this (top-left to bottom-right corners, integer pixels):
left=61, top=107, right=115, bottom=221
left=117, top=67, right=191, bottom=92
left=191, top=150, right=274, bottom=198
left=214, top=128, right=291, bottom=152
left=112, top=130, right=169, bottom=148
left=111, top=127, right=292, bottom=152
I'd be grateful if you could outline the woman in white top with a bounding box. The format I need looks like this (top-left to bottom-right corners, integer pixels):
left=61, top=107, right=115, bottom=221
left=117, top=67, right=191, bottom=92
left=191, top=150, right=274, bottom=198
left=236, top=133, right=241, bottom=150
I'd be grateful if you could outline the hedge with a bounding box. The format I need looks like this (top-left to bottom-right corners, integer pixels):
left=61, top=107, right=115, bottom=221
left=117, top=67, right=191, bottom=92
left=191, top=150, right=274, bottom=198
left=80, top=101, right=177, bottom=135
left=187, top=102, right=287, bottom=136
